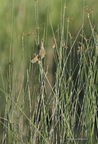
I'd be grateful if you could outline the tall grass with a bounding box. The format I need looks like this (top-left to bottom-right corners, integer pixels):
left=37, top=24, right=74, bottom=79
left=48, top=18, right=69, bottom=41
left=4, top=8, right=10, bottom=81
left=0, top=0, right=98, bottom=144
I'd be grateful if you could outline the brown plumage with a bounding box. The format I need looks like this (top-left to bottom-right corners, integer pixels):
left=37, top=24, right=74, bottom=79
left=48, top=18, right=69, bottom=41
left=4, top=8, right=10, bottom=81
left=31, top=42, right=46, bottom=63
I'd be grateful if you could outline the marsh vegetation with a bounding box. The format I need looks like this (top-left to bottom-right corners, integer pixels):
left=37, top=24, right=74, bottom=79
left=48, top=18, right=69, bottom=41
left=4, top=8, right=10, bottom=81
left=0, top=0, right=98, bottom=143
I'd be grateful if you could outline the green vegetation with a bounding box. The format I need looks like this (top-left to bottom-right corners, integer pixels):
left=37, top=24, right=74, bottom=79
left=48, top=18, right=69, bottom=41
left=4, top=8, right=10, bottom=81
left=0, top=0, right=98, bottom=143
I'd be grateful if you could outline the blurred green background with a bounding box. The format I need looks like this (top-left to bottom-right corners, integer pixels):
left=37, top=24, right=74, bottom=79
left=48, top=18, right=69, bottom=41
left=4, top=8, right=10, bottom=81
left=0, top=0, right=98, bottom=70
left=0, top=0, right=98, bottom=142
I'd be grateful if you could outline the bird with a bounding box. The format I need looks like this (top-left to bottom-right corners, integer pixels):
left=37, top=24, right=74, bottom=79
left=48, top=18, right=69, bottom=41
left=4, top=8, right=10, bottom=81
left=31, top=41, right=46, bottom=63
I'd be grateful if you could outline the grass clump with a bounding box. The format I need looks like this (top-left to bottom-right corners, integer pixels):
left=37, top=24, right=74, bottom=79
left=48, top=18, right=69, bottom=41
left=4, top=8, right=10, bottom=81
left=0, top=0, right=98, bottom=144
